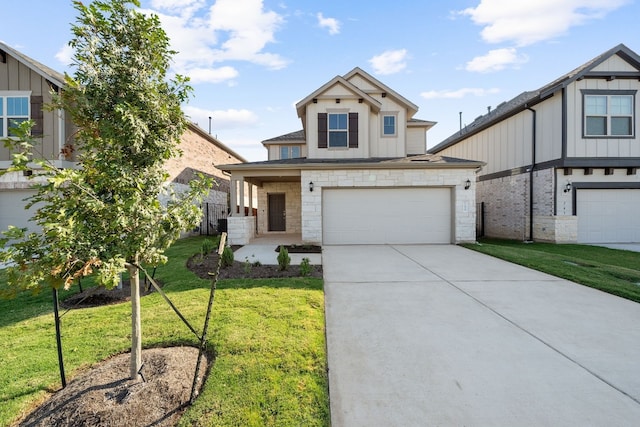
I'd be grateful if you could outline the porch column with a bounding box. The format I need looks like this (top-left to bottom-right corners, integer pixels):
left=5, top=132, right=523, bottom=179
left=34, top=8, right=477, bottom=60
left=238, top=176, right=246, bottom=217
left=229, top=177, right=237, bottom=216
left=248, top=184, right=254, bottom=216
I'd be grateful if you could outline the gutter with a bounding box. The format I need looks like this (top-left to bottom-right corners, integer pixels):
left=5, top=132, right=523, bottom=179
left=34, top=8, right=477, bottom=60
left=526, top=106, right=536, bottom=242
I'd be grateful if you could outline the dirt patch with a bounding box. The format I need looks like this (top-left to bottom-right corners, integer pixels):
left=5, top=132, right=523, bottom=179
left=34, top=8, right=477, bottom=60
left=187, top=251, right=323, bottom=280
left=276, top=244, right=322, bottom=254
left=17, top=346, right=208, bottom=427
left=61, top=278, right=159, bottom=309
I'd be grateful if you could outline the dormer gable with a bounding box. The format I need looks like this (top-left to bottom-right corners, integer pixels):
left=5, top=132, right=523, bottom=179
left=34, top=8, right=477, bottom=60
left=296, top=76, right=381, bottom=119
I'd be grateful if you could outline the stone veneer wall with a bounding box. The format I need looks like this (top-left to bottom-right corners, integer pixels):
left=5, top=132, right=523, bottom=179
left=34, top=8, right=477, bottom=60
left=227, top=216, right=256, bottom=245
left=300, top=168, right=477, bottom=245
left=256, top=182, right=302, bottom=235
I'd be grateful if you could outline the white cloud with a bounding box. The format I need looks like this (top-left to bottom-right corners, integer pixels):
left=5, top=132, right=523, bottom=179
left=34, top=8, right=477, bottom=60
left=459, top=0, right=630, bottom=46
left=186, top=66, right=239, bottom=84
left=55, top=44, right=73, bottom=66
left=140, top=0, right=288, bottom=84
left=317, top=13, right=340, bottom=35
left=369, top=49, right=408, bottom=75
left=420, top=87, right=500, bottom=100
left=465, top=48, right=529, bottom=73
left=183, top=105, right=259, bottom=131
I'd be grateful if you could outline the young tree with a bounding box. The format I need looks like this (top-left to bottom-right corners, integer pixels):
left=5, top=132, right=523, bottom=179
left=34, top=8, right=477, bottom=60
left=0, top=0, right=210, bottom=379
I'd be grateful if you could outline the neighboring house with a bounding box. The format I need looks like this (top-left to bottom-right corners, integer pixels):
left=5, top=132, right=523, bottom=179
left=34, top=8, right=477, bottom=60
left=218, top=67, right=484, bottom=245
left=429, top=43, right=640, bottom=244
left=0, top=41, right=245, bottom=235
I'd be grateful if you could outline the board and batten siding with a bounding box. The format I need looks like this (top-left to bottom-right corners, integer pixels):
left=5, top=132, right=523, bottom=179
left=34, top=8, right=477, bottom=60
left=435, top=94, right=564, bottom=176
left=0, top=53, right=73, bottom=163
left=565, top=78, right=640, bottom=158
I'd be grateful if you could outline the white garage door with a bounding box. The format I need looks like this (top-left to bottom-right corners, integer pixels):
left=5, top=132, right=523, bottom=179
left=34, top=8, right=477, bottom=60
left=0, top=190, right=39, bottom=233
left=323, top=187, right=452, bottom=244
left=577, top=189, right=640, bottom=243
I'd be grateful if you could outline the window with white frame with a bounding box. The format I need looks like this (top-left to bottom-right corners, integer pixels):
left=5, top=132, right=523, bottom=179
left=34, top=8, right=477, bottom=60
left=328, top=113, right=348, bottom=147
left=382, top=114, right=397, bottom=136
left=0, top=93, right=30, bottom=138
left=583, top=91, right=635, bottom=137
left=280, top=145, right=301, bottom=159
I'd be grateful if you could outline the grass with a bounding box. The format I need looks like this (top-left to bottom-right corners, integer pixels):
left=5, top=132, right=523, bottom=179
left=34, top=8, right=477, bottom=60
left=0, top=236, right=329, bottom=427
left=463, top=238, right=640, bottom=303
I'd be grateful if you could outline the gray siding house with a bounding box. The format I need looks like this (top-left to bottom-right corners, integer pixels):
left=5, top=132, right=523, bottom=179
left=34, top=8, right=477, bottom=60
left=430, top=44, right=640, bottom=244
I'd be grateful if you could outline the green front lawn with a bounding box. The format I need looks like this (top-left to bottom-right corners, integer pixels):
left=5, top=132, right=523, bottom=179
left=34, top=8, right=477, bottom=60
left=0, top=236, right=329, bottom=427
left=463, top=238, right=640, bottom=303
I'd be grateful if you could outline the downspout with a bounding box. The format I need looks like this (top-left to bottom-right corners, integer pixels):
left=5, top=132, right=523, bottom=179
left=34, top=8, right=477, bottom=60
left=526, top=106, right=536, bottom=242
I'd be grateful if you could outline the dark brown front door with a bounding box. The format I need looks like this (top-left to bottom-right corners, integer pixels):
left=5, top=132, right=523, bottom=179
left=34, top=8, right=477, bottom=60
left=268, top=193, right=286, bottom=231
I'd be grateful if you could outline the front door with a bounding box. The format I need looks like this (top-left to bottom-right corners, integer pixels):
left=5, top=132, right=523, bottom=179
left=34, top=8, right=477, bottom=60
left=268, top=193, right=286, bottom=231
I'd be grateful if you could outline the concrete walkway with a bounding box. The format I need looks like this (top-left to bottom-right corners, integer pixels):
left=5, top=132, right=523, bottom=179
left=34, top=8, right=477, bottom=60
left=233, top=234, right=322, bottom=266
left=323, top=244, right=640, bottom=426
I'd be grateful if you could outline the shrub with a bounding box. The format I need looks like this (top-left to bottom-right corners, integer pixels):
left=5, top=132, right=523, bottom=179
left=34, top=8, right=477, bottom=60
left=300, top=257, right=311, bottom=277
left=201, top=238, right=214, bottom=256
left=243, top=257, right=252, bottom=276
left=221, top=246, right=234, bottom=268
left=277, top=246, right=290, bottom=271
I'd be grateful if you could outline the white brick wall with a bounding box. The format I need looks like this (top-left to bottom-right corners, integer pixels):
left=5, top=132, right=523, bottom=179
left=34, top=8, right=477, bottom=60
left=301, top=168, right=477, bottom=244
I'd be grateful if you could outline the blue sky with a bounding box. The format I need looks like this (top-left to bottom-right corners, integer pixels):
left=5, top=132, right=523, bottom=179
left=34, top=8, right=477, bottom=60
left=3, top=0, right=639, bottom=161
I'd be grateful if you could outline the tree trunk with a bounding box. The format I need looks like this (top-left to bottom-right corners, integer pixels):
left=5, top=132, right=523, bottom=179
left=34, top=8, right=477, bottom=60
left=128, top=258, right=142, bottom=380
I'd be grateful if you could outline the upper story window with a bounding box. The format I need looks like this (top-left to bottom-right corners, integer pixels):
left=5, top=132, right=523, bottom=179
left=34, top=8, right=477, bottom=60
left=583, top=90, right=635, bottom=137
left=382, top=114, right=397, bottom=136
left=318, top=112, right=358, bottom=149
left=0, top=94, right=30, bottom=138
left=280, top=145, right=301, bottom=159
left=328, top=113, right=348, bottom=147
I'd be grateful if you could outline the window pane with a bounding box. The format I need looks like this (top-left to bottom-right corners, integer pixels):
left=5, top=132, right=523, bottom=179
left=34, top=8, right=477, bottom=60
left=291, top=146, right=300, bottom=158
left=610, top=95, right=632, bottom=115
left=280, top=146, right=289, bottom=159
left=7, top=97, right=28, bottom=115
left=8, top=118, right=28, bottom=136
left=586, top=116, right=606, bottom=135
left=585, top=96, right=607, bottom=115
left=0, top=118, right=3, bottom=137
left=329, top=132, right=348, bottom=147
left=611, top=116, right=632, bottom=135
left=383, top=115, right=395, bottom=135
left=0, top=97, right=3, bottom=115
left=329, top=113, right=347, bottom=130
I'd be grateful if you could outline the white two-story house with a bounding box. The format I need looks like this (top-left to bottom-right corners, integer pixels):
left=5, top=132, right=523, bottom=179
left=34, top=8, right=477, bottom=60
left=218, top=67, right=484, bottom=245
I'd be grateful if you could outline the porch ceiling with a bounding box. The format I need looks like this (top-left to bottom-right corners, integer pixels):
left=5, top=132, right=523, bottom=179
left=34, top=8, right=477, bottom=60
left=234, top=169, right=301, bottom=187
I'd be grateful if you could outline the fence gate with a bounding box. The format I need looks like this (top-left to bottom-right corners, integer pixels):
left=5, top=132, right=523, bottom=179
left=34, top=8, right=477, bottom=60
left=199, top=203, right=228, bottom=236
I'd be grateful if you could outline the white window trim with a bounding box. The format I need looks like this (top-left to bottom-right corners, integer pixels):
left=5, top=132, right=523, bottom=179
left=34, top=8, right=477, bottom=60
left=327, top=109, right=350, bottom=149
left=0, top=90, right=32, bottom=139
left=381, top=112, right=398, bottom=137
left=279, top=145, right=302, bottom=159
left=582, top=90, right=636, bottom=138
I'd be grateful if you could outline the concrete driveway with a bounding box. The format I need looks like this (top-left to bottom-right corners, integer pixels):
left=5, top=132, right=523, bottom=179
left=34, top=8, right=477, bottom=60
left=323, top=244, right=640, bottom=426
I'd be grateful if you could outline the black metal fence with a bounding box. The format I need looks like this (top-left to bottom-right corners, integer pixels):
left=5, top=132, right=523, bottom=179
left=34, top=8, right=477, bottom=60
left=199, top=203, right=228, bottom=236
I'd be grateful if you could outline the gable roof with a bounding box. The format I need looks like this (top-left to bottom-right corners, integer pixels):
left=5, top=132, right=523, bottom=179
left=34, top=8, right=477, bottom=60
left=0, top=41, right=65, bottom=88
left=429, top=43, right=640, bottom=154
left=343, top=67, right=419, bottom=117
left=295, top=75, right=381, bottom=117
left=187, top=122, right=247, bottom=163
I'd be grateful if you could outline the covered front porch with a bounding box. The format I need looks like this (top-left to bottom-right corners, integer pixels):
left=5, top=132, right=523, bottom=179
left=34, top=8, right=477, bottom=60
left=226, top=166, right=302, bottom=245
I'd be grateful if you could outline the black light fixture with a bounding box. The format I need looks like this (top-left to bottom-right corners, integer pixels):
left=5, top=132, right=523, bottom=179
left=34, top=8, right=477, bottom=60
left=464, top=179, right=471, bottom=190
left=309, top=181, right=314, bottom=192
left=564, top=182, right=572, bottom=193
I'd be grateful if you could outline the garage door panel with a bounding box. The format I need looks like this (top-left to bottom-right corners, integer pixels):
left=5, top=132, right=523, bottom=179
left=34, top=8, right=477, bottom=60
left=323, top=188, right=451, bottom=244
left=577, top=189, right=640, bottom=243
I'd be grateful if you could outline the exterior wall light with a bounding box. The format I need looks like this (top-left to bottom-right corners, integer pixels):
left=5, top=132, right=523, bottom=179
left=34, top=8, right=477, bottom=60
left=464, top=179, right=471, bottom=190
left=309, top=181, right=314, bottom=192
left=564, top=182, right=572, bottom=193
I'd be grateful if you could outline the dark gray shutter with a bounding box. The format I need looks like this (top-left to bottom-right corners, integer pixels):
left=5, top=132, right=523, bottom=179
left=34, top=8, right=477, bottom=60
left=348, top=112, right=358, bottom=148
left=30, top=95, right=43, bottom=137
left=318, top=113, right=327, bottom=148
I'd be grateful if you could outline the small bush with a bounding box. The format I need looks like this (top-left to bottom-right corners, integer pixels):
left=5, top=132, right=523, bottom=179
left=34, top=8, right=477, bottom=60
left=277, top=246, right=290, bottom=271
left=300, top=257, right=311, bottom=277
left=221, top=246, right=234, bottom=268
left=243, top=257, right=252, bottom=276
left=201, top=239, right=214, bottom=256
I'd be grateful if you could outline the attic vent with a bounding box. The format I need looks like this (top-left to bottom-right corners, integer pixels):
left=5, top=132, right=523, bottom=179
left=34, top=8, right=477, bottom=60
left=381, top=92, right=387, bottom=98
left=0, top=50, right=6, bottom=63
left=313, top=98, right=317, bottom=103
